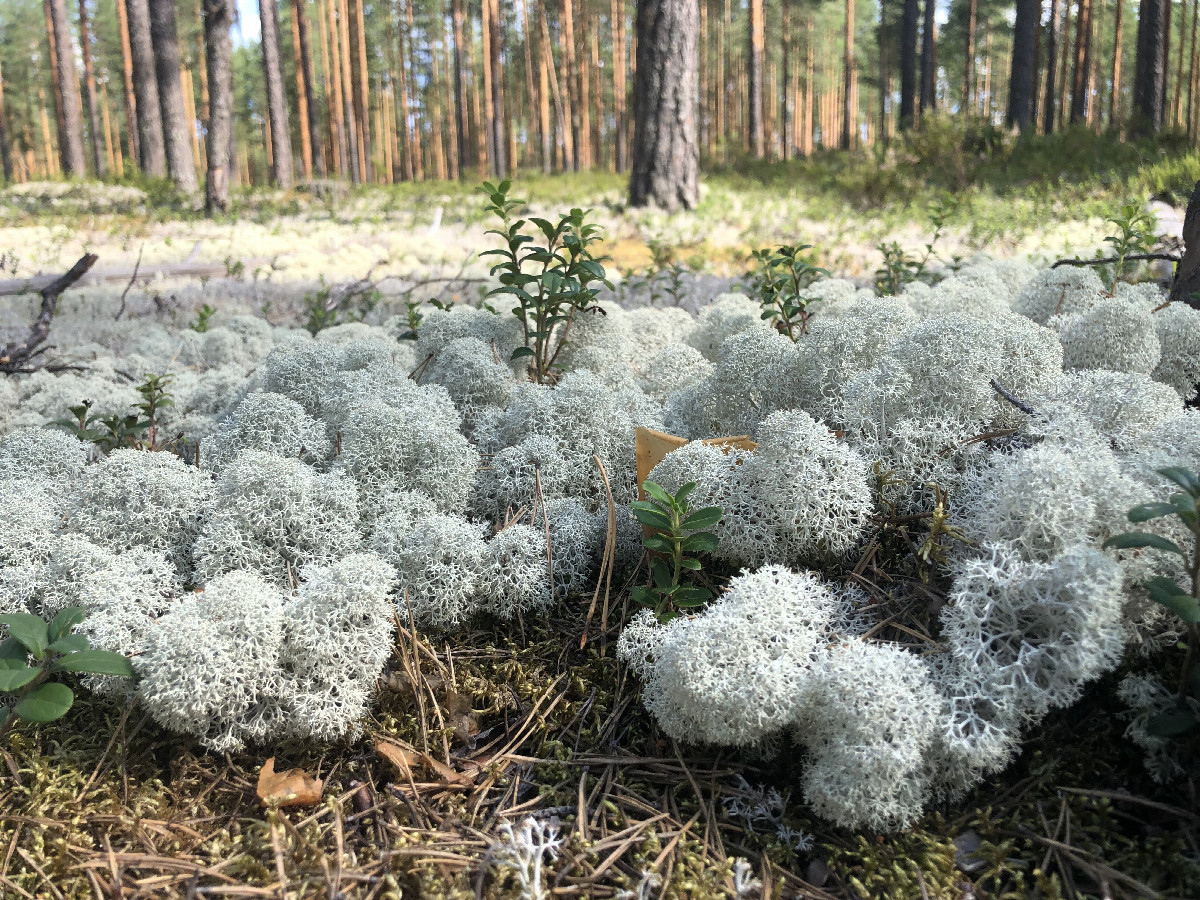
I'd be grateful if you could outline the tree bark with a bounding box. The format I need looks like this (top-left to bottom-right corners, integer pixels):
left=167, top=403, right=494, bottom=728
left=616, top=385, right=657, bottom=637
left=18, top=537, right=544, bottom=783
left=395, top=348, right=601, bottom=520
left=612, top=0, right=628, bottom=170
left=629, top=0, right=698, bottom=211
left=1111, top=0, right=1125, bottom=126
left=47, top=0, right=86, bottom=175
left=1043, top=0, right=1062, bottom=132
left=203, top=0, right=233, bottom=211
left=899, top=0, right=919, bottom=128
left=842, top=0, right=855, bottom=148
left=259, top=0, right=294, bottom=186
left=0, top=64, right=12, bottom=183
left=962, top=0, right=977, bottom=116
left=1007, top=0, right=1039, bottom=131
left=562, top=0, right=579, bottom=169
left=1134, top=0, right=1167, bottom=132
left=150, top=0, right=199, bottom=192
left=919, top=0, right=936, bottom=114
left=1069, top=0, right=1093, bottom=124
left=293, top=0, right=324, bottom=177
left=115, top=0, right=140, bottom=168
left=350, top=0, right=370, bottom=180
left=339, top=0, right=361, bottom=182
left=748, top=0, right=764, bottom=156
left=452, top=0, right=470, bottom=177
left=126, top=0, right=166, bottom=174
left=77, top=0, right=106, bottom=175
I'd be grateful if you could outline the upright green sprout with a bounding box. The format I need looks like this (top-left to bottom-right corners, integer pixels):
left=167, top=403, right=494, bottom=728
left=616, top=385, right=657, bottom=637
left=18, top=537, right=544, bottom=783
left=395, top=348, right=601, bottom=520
left=630, top=480, right=723, bottom=621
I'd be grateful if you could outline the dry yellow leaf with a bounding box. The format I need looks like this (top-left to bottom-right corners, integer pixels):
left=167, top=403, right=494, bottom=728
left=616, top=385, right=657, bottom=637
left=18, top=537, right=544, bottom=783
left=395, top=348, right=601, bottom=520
left=375, top=739, right=478, bottom=788
left=256, top=757, right=323, bottom=808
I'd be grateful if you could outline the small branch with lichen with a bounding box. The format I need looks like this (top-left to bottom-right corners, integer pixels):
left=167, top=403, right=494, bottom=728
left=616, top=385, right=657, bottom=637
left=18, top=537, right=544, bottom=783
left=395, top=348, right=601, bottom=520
left=0, top=253, right=98, bottom=374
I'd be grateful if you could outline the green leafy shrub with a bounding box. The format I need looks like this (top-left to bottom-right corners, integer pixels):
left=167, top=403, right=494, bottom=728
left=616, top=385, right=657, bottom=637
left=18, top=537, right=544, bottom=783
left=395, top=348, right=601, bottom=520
left=480, top=180, right=612, bottom=384
left=749, top=243, right=827, bottom=338
left=0, top=607, right=133, bottom=737
left=1105, top=466, right=1200, bottom=738
left=629, top=480, right=722, bottom=621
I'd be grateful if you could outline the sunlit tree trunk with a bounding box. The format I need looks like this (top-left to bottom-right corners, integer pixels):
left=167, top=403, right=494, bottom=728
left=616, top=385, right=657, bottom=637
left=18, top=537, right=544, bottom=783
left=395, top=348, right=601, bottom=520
left=1111, top=0, right=1125, bottom=126
left=204, top=0, right=233, bottom=210
left=77, top=0, right=106, bottom=175
left=150, top=0, right=199, bottom=191
left=116, top=0, right=140, bottom=167
left=1134, top=0, right=1167, bottom=131
left=0, top=64, right=12, bottom=183
left=46, top=0, right=86, bottom=175
left=351, top=0, right=370, bottom=179
left=748, top=0, right=764, bottom=156
left=127, top=0, right=166, bottom=174
left=561, top=0, right=579, bottom=169
left=629, top=0, right=698, bottom=210
left=259, top=0, right=294, bottom=186
left=613, top=0, right=628, bottom=170
left=841, top=0, right=855, bottom=148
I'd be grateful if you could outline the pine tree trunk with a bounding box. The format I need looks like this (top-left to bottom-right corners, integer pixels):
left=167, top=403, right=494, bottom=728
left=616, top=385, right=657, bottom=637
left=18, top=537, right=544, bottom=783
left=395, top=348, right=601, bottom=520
left=748, top=0, right=764, bottom=156
left=899, top=0, right=918, bottom=128
left=487, top=0, right=506, bottom=176
left=103, top=82, right=121, bottom=176
left=1069, top=0, right=1092, bottom=123
left=323, top=0, right=347, bottom=175
left=1043, top=0, right=1062, bottom=132
left=204, top=0, right=233, bottom=210
left=963, top=0, right=977, bottom=116
left=1007, top=0, right=1039, bottom=130
left=629, top=0, right=698, bottom=210
left=919, top=0, right=936, bottom=113
left=841, top=0, right=855, bottom=149
left=1189, top=0, right=1199, bottom=136
left=0, top=64, right=12, bottom=183
left=259, top=0, right=294, bottom=186
left=116, top=0, right=141, bottom=167
left=804, top=14, right=814, bottom=152
left=338, top=0, right=361, bottom=182
left=126, top=0, right=166, bottom=174
left=613, top=0, right=628, bottom=170
left=1111, top=0, right=1125, bottom=126
left=47, top=0, right=86, bottom=175
left=351, top=0, right=370, bottom=179
left=1176, top=0, right=1190, bottom=126
left=578, top=10, right=593, bottom=168
left=781, top=0, right=791, bottom=156
left=452, top=0, right=469, bottom=177
left=562, top=0, right=579, bottom=169
left=294, top=0, right=324, bottom=177
left=77, top=0, right=106, bottom=174
left=150, top=0, right=199, bottom=191
left=1134, top=0, right=1167, bottom=131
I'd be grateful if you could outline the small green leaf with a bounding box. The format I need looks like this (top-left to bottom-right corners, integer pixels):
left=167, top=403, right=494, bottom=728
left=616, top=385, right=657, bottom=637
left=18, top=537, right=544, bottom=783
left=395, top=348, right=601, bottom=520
left=1127, top=502, right=1179, bottom=523
left=673, top=586, right=713, bottom=607
left=682, top=507, right=723, bottom=530
left=12, top=682, right=74, bottom=723
left=1146, top=710, right=1198, bottom=737
left=643, top=536, right=675, bottom=553
left=642, top=481, right=673, bottom=506
left=0, top=637, right=27, bottom=668
left=0, top=613, right=49, bottom=659
left=48, top=634, right=90, bottom=655
left=651, top=559, right=673, bottom=592
left=678, top=557, right=702, bottom=571
left=1102, top=532, right=1186, bottom=556
left=510, top=347, right=536, bottom=361
left=1144, top=579, right=1200, bottom=623
left=51, top=649, right=134, bottom=677
left=1157, top=466, right=1200, bottom=497
left=680, top=532, right=719, bottom=553
left=1170, top=493, right=1198, bottom=525
left=675, top=482, right=697, bottom=505
left=630, top=504, right=673, bottom=530
left=48, top=607, right=86, bottom=643
left=0, top=666, right=39, bottom=692
left=630, top=586, right=656, bottom=609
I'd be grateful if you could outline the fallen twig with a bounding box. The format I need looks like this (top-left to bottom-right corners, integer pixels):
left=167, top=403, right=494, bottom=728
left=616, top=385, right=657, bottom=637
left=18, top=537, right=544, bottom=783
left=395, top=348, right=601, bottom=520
left=0, top=253, right=98, bottom=373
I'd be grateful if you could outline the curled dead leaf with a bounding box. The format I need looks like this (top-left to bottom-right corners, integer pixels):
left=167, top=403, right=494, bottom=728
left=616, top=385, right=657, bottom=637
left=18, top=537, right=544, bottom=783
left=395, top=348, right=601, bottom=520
left=374, top=738, right=480, bottom=788
left=256, top=757, right=323, bottom=808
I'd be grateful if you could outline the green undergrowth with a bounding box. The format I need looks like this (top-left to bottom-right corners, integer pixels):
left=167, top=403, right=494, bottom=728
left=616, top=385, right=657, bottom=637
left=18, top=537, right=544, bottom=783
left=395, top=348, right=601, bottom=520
left=2, top=594, right=1198, bottom=899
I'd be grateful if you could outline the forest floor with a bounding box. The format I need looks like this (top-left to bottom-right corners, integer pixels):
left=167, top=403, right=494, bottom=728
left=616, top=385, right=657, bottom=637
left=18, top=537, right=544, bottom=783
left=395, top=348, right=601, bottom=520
left=3, top=130, right=1200, bottom=898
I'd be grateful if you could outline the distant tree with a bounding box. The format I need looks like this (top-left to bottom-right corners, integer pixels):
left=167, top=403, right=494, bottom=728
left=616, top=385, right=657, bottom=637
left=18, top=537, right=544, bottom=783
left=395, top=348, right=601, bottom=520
left=1133, top=0, right=1167, bottom=131
left=748, top=0, right=764, bottom=156
left=842, top=0, right=856, bottom=148
left=45, top=0, right=85, bottom=175
left=150, top=0, right=199, bottom=192
left=204, top=0, right=233, bottom=211
left=1043, top=0, right=1062, bottom=132
left=1007, top=0, right=1039, bottom=131
left=919, top=0, right=937, bottom=114
left=126, top=0, right=166, bottom=175
left=1069, top=0, right=1093, bottom=124
left=259, top=0, right=294, bottom=186
left=77, top=0, right=105, bottom=175
left=899, top=0, right=919, bottom=128
left=0, top=63, right=12, bottom=183
left=629, top=0, right=698, bottom=211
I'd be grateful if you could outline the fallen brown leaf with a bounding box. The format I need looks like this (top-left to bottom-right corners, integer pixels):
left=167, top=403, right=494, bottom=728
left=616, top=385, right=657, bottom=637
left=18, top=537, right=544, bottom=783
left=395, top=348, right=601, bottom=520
left=256, top=757, right=323, bottom=808
left=374, top=739, right=478, bottom=788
